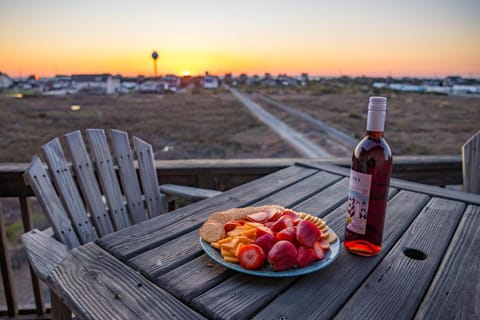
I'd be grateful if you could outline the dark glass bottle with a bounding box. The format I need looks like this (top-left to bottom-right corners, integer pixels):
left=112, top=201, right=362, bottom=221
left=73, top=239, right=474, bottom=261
left=344, top=96, right=392, bottom=256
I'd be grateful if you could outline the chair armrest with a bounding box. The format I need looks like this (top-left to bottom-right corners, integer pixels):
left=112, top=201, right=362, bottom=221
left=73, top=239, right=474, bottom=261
left=21, top=229, right=68, bottom=281
left=159, top=184, right=222, bottom=201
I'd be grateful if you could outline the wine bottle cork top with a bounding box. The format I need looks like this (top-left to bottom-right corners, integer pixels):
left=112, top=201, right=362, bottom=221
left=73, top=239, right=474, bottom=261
left=368, top=96, right=387, bottom=111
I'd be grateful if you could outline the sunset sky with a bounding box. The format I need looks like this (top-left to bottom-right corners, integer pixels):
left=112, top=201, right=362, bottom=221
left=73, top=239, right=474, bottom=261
left=1, top=0, right=479, bottom=78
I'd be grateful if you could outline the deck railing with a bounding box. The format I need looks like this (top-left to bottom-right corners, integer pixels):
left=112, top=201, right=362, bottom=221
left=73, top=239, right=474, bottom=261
left=0, top=156, right=462, bottom=318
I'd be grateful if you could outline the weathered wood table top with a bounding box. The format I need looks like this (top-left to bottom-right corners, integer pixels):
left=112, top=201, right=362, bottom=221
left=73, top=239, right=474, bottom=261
left=48, top=163, right=480, bottom=319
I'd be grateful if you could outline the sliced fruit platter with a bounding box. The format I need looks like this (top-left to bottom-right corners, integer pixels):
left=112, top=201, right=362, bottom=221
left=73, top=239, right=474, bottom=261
left=199, top=205, right=340, bottom=277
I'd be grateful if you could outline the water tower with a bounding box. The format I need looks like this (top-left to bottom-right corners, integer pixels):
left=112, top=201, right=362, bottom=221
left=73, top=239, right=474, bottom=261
left=151, top=51, right=159, bottom=77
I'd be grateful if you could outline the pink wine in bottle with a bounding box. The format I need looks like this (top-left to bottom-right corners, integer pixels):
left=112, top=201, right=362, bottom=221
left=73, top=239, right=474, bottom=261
left=344, top=96, right=392, bottom=256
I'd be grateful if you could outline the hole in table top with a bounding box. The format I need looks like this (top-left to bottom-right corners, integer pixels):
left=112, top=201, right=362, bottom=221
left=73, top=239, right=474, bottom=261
left=403, top=248, right=427, bottom=260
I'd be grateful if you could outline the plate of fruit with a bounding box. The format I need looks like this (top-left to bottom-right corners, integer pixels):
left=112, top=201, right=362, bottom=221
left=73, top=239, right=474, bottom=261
left=199, top=205, right=340, bottom=277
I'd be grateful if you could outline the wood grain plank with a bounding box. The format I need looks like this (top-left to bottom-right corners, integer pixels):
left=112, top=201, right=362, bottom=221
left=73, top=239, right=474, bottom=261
left=21, top=229, right=68, bottom=281
left=192, top=274, right=293, bottom=320
left=415, top=204, right=480, bottom=319
left=156, top=254, right=234, bottom=302
left=46, top=243, right=206, bottom=320
left=334, top=197, right=466, bottom=320
left=98, top=165, right=318, bottom=259
left=19, top=196, right=45, bottom=314
left=42, top=137, right=96, bottom=243
left=0, top=201, right=17, bottom=316
left=253, top=171, right=342, bottom=207
left=23, top=156, right=80, bottom=249
left=86, top=129, right=130, bottom=230
left=462, top=130, right=480, bottom=194
left=64, top=131, right=114, bottom=237
left=251, top=190, right=429, bottom=320
left=133, top=136, right=165, bottom=217
left=302, top=162, right=480, bottom=205
left=110, top=129, right=146, bottom=224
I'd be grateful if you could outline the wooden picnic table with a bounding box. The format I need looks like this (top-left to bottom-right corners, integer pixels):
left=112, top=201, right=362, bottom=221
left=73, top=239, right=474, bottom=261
left=45, top=163, right=480, bottom=319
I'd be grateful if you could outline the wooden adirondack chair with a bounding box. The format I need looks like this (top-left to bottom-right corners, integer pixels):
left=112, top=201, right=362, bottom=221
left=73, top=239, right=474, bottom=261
left=462, top=130, right=480, bottom=194
left=20, top=128, right=221, bottom=319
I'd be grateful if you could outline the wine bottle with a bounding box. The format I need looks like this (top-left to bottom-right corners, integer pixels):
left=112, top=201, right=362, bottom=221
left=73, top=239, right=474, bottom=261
left=344, top=96, right=392, bottom=256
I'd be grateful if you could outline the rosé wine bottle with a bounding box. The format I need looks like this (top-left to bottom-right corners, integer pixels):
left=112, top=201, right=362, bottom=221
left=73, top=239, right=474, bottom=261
left=344, top=96, right=392, bottom=256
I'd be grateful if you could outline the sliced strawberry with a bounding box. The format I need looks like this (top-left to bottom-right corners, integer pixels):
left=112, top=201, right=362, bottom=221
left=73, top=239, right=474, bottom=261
left=237, top=244, right=266, bottom=270
left=271, top=215, right=295, bottom=232
left=275, top=227, right=296, bottom=243
left=268, top=210, right=283, bottom=222
left=313, top=241, right=325, bottom=260
left=318, top=239, right=330, bottom=250
left=237, top=220, right=247, bottom=225
left=246, top=211, right=269, bottom=224
left=256, top=225, right=274, bottom=237
left=282, top=210, right=302, bottom=225
left=223, top=221, right=239, bottom=232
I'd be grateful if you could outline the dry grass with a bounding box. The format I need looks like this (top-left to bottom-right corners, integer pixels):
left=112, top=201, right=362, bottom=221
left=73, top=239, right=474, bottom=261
left=258, top=88, right=480, bottom=155
left=1, top=87, right=478, bottom=163
left=0, top=91, right=294, bottom=162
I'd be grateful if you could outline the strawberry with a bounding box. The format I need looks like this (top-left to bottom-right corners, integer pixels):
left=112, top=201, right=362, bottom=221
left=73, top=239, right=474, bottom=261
left=282, top=210, right=302, bottom=225
left=268, top=240, right=298, bottom=271
left=254, top=233, right=276, bottom=256
left=313, top=241, right=325, bottom=260
left=296, top=220, right=321, bottom=248
left=246, top=211, right=269, bottom=224
left=256, top=225, right=274, bottom=238
left=224, top=220, right=239, bottom=232
left=296, top=246, right=317, bottom=268
left=318, top=239, right=330, bottom=251
left=267, top=210, right=283, bottom=222
left=237, top=244, right=266, bottom=270
left=275, top=227, right=296, bottom=243
left=271, top=215, right=295, bottom=232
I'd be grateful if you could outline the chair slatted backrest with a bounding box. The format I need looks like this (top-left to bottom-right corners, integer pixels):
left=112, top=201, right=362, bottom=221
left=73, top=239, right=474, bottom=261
left=24, top=128, right=166, bottom=248
left=134, top=137, right=166, bottom=217
left=64, top=131, right=115, bottom=237
left=24, top=157, right=81, bottom=249
left=110, top=129, right=147, bottom=224
left=85, top=129, right=130, bottom=230
left=462, top=130, right=480, bottom=194
left=42, top=138, right=97, bottom=244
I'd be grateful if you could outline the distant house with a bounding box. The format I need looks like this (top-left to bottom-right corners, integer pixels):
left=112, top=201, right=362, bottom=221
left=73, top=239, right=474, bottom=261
left=163, top=75, right=181, bottom=92
left=138, top=79, right=166, bottom=93
left=0, top=72, right=14, bottom=89
left=203, top=72, right=219, bottom=89
left=300, top=73, right=309, bottom=86
left=237, top=73, right=248, bottom=85
left=223, top=73, right=233, bottom=85
left=71, top=74, right=120, bottom=94
left=246, top=75, right=260, bottom=85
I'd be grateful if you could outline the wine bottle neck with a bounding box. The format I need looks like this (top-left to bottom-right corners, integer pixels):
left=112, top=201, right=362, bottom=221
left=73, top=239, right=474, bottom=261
left=366, top=130, right=384, bottom=139
left=366, top=109, right=386, bottom=132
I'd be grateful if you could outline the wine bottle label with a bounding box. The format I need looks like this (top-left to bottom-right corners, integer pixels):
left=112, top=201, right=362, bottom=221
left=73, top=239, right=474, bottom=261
left=346, top=169, right=372, bottom=235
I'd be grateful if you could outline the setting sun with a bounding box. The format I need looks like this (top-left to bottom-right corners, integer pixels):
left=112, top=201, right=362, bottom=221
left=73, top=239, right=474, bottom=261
left=182, top=70, right=191, bottom=76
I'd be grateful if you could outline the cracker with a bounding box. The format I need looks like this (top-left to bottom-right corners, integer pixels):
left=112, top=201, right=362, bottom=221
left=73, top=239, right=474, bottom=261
left=200, top=220, right=225, bottom=243
left=327, top=231, right=337, bottom=244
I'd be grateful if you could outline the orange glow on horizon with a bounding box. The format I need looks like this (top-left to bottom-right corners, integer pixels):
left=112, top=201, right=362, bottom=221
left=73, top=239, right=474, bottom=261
left=1, top=1, right=479, bottom=78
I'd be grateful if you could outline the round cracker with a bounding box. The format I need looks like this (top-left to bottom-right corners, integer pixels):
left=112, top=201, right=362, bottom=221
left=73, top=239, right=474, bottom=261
left=199, top=221, right=225, bottom=243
